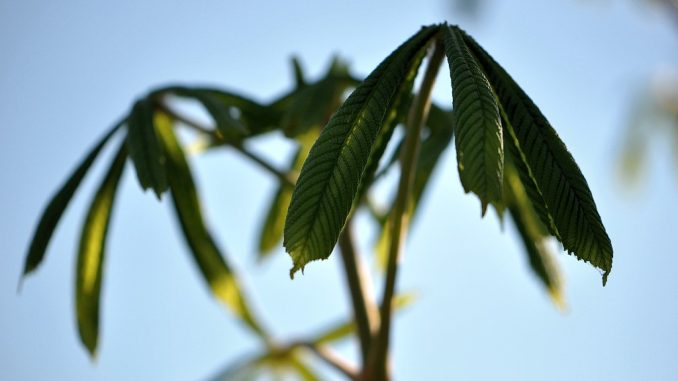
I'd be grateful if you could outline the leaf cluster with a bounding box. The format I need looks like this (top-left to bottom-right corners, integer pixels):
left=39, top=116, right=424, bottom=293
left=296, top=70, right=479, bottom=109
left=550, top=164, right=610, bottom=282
left=22, top=23, right=612, bottom=378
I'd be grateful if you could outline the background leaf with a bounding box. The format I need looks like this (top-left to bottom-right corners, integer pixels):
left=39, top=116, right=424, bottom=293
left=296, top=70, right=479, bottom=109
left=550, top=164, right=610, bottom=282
left=126, top=98, right=168, bottom=198
left=22, top=122, right=123, bottom=280
left=154, top=112, right=269, bottom=338
left=284, top=25, right=441, bottom=276
left=75, top=142, right=127, bottom=356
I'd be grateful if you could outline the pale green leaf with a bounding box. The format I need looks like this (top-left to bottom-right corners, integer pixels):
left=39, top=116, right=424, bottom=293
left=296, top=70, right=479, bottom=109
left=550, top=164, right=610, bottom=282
left=462, top=31, right=613, bottom=284
left=22, top=121, right=123, bottom=279
left=75, top=142, right=127, bottom=356
left=257, top=131, right=317, bottom=258
left=504, top=162, right=564, bottom=308
left=284, top=25, right=441, bottom=276
left=154, top=112, right=269, bottom=338
left=126, top=98, right=168, bottom=198
left=444, top=25, right=503, bottom=213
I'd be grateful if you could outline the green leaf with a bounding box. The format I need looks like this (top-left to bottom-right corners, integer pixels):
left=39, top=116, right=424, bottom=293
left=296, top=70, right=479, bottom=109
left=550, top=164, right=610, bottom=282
left=444, top=25, right=503, bottom=213
left=154, top=112, right=269, bottom=338
left=76, top=141, right=127, bottom=356
left=284, top=25, right=441, bottom=276
left=280, top=57, right=355, bottom=137
left=126, top=97, right=168, bottom=199
left=22, top=121, right=123, bottom=279
left=462, top=31, right=613, bottom=284
left=504, top=162, right=564, bottom=308
left=257, top=131, right=317, bottom=258
left=291, top=56, right=307, bottom=87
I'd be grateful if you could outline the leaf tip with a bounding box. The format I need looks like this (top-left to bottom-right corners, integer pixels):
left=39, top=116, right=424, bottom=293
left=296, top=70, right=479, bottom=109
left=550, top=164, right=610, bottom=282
left=602, top=271, right=609, bottom=287
left=289, top=263, right=305, bottom=279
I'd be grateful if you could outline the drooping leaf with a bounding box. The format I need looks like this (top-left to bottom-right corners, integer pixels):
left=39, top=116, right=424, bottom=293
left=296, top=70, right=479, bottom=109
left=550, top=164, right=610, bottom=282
left=461, top=31, right=613, bottom=284
left=444, top=25, right=503, bottom=213
left=154, top=112, right=269, bottom=338
left=75, top=142, right=127, bottom=356
left=504, top=161, right=564, bottom=308
left=257, top=130, right=317, bottom=258
left=126, top=97, right=168, bottom=198
left=284, top=25, right=442, bottom=276
left=22, top=121, right=123, bottom=279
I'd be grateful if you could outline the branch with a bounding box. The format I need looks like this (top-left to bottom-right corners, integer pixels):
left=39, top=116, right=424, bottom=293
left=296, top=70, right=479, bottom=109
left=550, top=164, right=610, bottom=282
left=153, top=98, right=295, bottom=188
left=337, top=221, right=376, bottom=366
left=370, top=39, right=445, bottom=381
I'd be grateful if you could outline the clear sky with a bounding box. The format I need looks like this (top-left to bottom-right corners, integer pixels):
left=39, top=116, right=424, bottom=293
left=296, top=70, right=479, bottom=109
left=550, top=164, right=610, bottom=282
left=1, top=0, right=677, bottom=380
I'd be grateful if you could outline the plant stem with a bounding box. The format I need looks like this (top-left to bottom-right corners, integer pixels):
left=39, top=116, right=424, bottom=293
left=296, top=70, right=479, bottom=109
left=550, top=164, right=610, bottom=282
left=337, top=221, right=376, bottom=366
left=370, top=38, right=445, bottom=381
left=153, top=98, right=295, bottom=188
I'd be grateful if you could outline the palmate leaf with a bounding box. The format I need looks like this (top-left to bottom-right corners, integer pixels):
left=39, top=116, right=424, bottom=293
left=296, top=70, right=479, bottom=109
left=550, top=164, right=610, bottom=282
left=461, top=31, right=613, bottom=284
left=284, top=25, right=442, bottom=276
left=22, top=121, right=123, bottom=280
left=154, top=112, right=269, bottom=338
left=126, top=98, right=168, bottom=199
left=76, top=141, right=127, bottom=356
left=444, top=25, right=503, bottom=213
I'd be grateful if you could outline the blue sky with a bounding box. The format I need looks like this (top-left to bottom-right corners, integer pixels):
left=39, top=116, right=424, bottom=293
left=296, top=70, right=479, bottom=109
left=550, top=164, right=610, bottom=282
left=1, top=0, right=677, bottom=380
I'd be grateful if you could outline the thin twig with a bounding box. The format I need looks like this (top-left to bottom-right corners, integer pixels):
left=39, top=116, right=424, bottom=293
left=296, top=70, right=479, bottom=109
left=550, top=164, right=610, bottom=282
left=337, top=221, right=376, bottom=366
left=302, top=342, right=359, bottom=381
left=153, top=98, right=295, bottom=188
left=370, top=38, right=445, bottom=381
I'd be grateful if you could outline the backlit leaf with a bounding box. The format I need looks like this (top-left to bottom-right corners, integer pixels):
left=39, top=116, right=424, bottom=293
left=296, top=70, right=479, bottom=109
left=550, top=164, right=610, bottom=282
left=22, top=121, right=123, bottom=279
left=284, top=25, right=442, bottom=276
left=444, top=25, right=503, bottom=213
left=154, top=112, right=268, bottom=338
left=462, top=31, right=613, bottom=284
left=75, top=142, right=127, bottom=356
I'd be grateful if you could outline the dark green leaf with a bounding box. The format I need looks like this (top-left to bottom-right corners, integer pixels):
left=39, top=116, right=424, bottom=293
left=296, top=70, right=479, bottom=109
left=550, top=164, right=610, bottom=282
left=462, top=31, right=613, bottom=284
left=22, top=121, right=123, bottom=279
left=444, top=25, right=503, bottom=213
left=284, top=25, right=441, bottom=276
left=291, top=56, right=307, bottom=87
left=75, top=142, right=127, bottom=356
left=126, top=98, right=168, bottom=198
left=154, top=112, right=269, bottom=338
